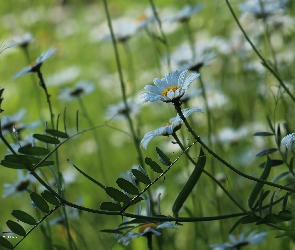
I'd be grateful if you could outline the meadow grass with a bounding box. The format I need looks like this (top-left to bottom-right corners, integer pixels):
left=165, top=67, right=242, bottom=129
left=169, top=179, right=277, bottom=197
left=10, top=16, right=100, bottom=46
left=0, top=0, right=295, bottom=249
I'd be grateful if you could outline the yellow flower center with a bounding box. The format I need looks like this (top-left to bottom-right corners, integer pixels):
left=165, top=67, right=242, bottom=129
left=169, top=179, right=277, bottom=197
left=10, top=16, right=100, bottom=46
left=29, top=60, right=36, bottom=67
left=136, top=13, right=148, bottom=23
left=161, top=86, right=180, bottom=96
left=162, top=122, right=172, bottom=127
left=138, top=223, right=157, bottom=234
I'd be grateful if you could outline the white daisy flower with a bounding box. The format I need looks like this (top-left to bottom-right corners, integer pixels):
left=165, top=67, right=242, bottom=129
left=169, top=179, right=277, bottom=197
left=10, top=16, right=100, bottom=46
left=118, top=222, right=177, bottom=246
left=239, top=0, right=288, bottom=19
left=141, top=108, right=203, bottom=149
left=1, top=109, right=40, bottom=136
left=3, top=170, right=36, bottom=198
left=210, top=231, right=268, bottom=250
left=12, top=47, right=57, bottom=79
left=166, top=4, right=203, bottom=23
left=117, top=199, right=177, bottom=246
left=281, top=133, right=295, bottom=148
left=105, top=99, right=140, bottom=120
left=8, top=33, right=34, bottom=48
left=140, top=70, right=200, bottom=103
left=59, top=80, right=95, bottom=102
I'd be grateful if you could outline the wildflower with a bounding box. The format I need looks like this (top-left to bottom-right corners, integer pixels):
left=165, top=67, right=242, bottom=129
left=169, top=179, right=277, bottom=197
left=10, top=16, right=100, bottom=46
left=210, top=231, right=268, bottom=249
left=8, top=33, right=34, bottom=49
left=117, top=199, right=177, bottom=246
left=118, top=222, right=177, bottom=246
left=100, top=18, right=137, bottom=43
left=1, top=109, right=40, bottom=136
left=281, top=133, right=295, bottom=148
left=105, top=99, right=140, bottom=120
left=59, top=80, right=95, bottom=102
left=140, top=70, right=200, bottom=103
left=166, top=4, right=203, bottom=23
left=239, top=0, right=288, bottom=19
left=135, top=8, right=157, bottom=31
left=141, top=108, right=203, bottom=149
left=12, top=47, right=57, bottom=79
left=3, top=170, right=35, bottom=198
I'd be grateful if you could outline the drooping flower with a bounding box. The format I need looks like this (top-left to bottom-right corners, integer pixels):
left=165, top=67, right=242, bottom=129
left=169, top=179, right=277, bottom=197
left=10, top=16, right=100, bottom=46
left=99, top=18, right=137, bottom=43
left=281, top=133, right=295, bottom=148
left=59, top=80, right=95, bottom=102
left=116, top=199, right=177, bottom=246
left=166, top=4, right=203, bottom=23
left=118, top=222, right=177, bottom=246
left=105, top=99, right=140, bottom=120
left=141, top=108, right=203, bottom=149
left=210, top=231, right=268, bottom=250
left=140, top=70, right=200, bottom=103
left=239, top=0, right=288, bottom=19
left=3, top=170, right=36, bottom=198
left=8, top=33, right=34, bottom=49
left=1, top=109, right=40, bottom=136
left=12, top=47, right=57, bottom=79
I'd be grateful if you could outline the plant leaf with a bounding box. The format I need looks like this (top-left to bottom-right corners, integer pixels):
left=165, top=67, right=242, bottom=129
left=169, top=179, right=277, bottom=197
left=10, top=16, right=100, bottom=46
left=256, top=148, right=277, bottom=157
left=6, top=220, right=26, bottom=236
left=33, top=134, right=60, bottom=144
left=100, top=229, right=123, bottom=234
left=116, top=178, right=139, bottom=195
left=172, top=147, right=206, bottom=217
left=145, top=157, right=163, bottom=173
left=105, top=187, right=130, bottom=203
left=45, top=129, right=69, bottom=138
left=18, top=146, right=50, bottom=156
left=100, top=202, right=122, bottom=211
left=258, top=159, right=284, bottom=168
left=278, top=210, right=293, bottom=221
left=0, top=235, right=13, bottom=249
left=11, top=210, right=36, bottom=225
left=1, top=160, right=27, bottom=169
left=156, top=147, right=171, bottom=165
left=131, top=169, right=151, bottom=185
left=248, top=156, right=272, bottom=210
left=271, top=171, right=290, bottom=183
left=41, top=190, right=60, bottom=205
left=30, top=192, right=49, bottom=213
left=253, top=132, right=274, bottom=136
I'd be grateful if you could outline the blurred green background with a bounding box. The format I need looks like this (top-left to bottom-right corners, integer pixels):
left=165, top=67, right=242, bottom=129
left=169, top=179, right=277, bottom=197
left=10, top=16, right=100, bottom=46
left=1, top=0, right=295, bottom=249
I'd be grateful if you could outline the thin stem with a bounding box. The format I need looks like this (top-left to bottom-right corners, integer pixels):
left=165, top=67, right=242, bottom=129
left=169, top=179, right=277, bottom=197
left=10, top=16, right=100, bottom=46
left=22, top=47, right=44, bottom=121
left=147, top=234, right=153, bottom=250
left=123, top=42, right=136, bottom=95
left=148, top=0, right=171, bottom=70
left=145, top=27, right=162, bottom=75
left=77, top=97, right=108, bottom=184
left=36, top=69, right=55, bottom=129
left=101, top=0, right=145, bottom=170
left=183, top=20, right=196, bottom=59
left=225, top=0, right=295, bottom=103
left=173, top=103, right=295, bottom=194
left=198, top=75, right=212, bottom=145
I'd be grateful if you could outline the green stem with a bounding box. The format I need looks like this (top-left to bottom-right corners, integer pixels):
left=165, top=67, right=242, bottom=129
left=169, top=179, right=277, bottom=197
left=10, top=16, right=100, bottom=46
left=148, top=0, right=171, bottom=70
left=22, top=47, right=44, bottom=121
left=198, top=75, right=212, bottom=145
left=172, top=103, right=295, bottom=194
left=183, top=19, right=196, bottom=59
left=101, top=0, right=145, bottom=170
left=77, top=97, right=108, bottom=184
left=36, top=69, right=54, bottom=129
left=225, top=0, right=295, bottom=103
left=123, top=42, right=136, bottom=95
